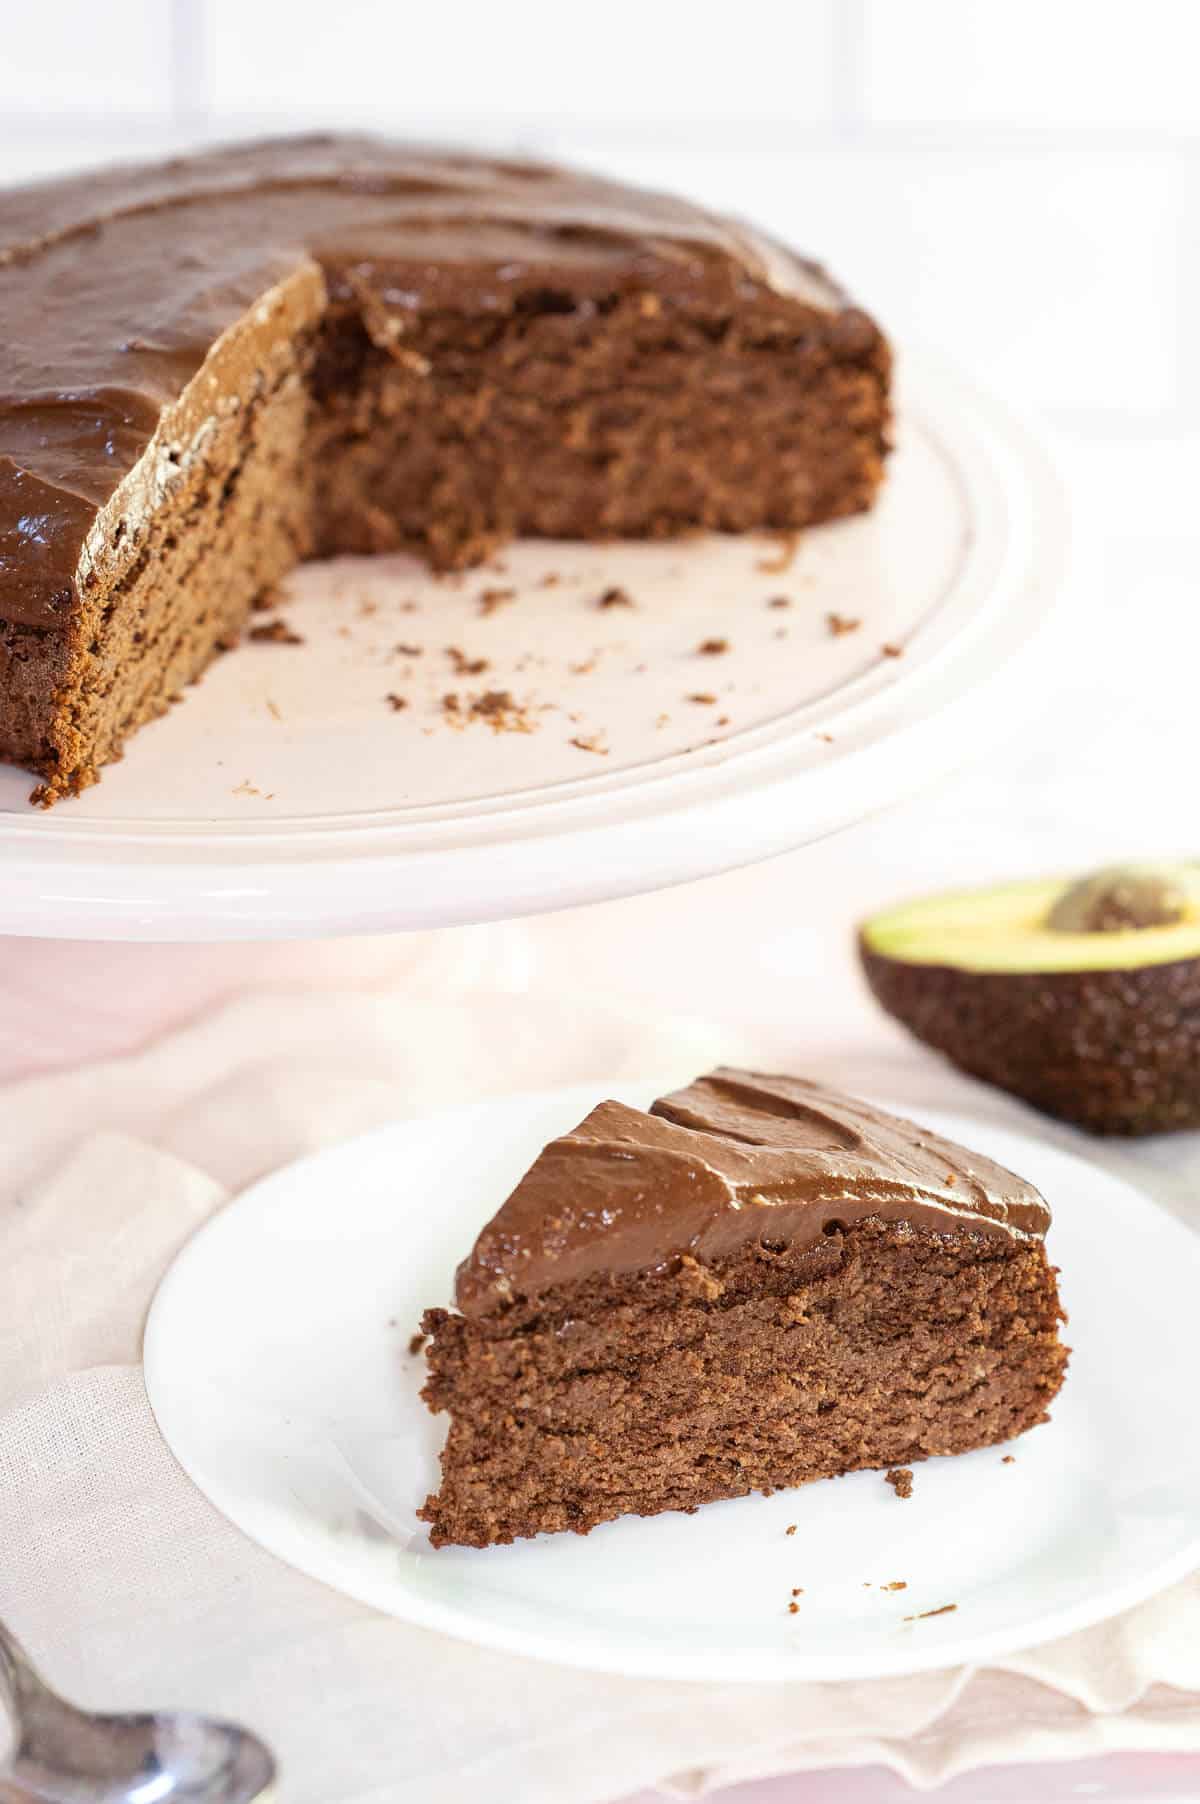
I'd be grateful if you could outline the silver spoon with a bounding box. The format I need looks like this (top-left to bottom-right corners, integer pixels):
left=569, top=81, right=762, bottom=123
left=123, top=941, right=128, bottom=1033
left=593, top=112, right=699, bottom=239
left=0, top=1621, right=275, bottom=1803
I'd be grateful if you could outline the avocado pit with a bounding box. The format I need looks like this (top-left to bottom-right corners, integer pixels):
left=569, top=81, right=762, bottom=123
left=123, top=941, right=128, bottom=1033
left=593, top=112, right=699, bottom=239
left=1045, top=864, right=1187, bottom=935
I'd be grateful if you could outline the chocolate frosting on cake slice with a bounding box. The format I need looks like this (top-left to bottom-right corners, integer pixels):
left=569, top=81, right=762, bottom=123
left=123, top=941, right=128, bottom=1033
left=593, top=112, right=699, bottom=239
left=454, top=1068, right=1051, bottom=1315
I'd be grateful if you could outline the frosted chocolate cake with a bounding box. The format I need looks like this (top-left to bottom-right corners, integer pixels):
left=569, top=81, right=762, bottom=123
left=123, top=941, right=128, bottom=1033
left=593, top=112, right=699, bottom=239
left=418, top=1069, right=1068, bottom=1548
left=0, top=136, right=890, bottom=803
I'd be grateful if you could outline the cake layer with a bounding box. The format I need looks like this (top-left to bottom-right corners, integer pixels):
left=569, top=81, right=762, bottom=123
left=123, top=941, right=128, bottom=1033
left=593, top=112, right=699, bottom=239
left=305, top=295, right=884, bottom=571
left=420, top=1217, right=1067, bottom=1548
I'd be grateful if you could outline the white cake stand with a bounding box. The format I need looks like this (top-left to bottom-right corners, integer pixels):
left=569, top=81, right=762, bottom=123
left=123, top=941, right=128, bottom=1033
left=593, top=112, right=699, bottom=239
left=0, top=350, right=1068, bottom=941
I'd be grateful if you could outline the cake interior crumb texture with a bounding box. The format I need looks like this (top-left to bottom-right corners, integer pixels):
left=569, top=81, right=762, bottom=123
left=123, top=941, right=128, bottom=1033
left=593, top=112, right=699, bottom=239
left=417, top=1071, right=1068, bottom=1550
left=0, top=136, right=891, bottom=804
left=420, top=1222, right=1065, bottom=1549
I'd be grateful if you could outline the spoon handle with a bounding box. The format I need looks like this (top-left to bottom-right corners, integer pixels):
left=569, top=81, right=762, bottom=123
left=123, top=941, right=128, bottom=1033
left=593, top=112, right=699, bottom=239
left=0, top=1623, right=39, bottom=1800
left=0, top=1620, right=42, bottom=1718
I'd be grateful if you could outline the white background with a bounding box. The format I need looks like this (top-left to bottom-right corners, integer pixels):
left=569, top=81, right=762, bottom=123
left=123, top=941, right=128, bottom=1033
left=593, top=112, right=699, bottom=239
left=1, top=0, right=1197, bottom=429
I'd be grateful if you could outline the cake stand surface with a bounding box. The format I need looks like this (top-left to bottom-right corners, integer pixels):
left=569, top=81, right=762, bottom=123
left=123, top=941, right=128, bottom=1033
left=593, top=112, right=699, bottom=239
left=0, top=350, right=1068, bottom=942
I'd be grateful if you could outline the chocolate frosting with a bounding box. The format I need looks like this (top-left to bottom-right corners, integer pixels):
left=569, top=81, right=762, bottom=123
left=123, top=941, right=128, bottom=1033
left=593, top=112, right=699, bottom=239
left=0, top=134, right=855, bottom=629
left=455, top=1068, right=1051, bottom=1316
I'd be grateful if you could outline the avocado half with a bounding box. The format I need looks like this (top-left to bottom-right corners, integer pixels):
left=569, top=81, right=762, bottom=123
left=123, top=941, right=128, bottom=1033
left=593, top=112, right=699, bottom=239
left=859, top=862, right=1200, bottom=1135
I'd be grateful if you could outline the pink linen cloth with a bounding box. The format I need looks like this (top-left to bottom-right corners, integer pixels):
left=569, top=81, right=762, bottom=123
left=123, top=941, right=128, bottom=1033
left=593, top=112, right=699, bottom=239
left=1, top=930, right=1199, bottom=1804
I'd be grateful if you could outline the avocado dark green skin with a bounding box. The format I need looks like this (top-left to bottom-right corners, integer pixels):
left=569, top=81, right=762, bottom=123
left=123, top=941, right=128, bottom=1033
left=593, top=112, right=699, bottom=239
left=859, top=939, right=1200, bottom=1136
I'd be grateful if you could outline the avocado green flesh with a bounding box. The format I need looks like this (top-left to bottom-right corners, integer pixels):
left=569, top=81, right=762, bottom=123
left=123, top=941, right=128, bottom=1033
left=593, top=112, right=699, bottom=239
left=862, top=870, right=1200, bottom=974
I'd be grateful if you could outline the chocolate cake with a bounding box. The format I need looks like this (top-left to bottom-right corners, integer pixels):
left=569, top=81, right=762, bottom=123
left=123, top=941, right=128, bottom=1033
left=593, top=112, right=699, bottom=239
left=0, top=136, right=891, bottom=804
left=418, top=1069, right=1068, bottom=1548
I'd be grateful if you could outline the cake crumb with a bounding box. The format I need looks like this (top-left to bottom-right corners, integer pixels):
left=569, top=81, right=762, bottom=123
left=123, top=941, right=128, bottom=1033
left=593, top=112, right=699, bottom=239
left=1002, top=1455, right=1015, bottom=1464
left=249, top=618, right=303, bottom=645
left=386, top=693, right=408, bottom=712
left=539, top=572, right=561, bottom=588
left=442, top=693, right=461, bottom=715
left=569, top=732, right=608, bottom=755
left=264, top=698, right=282, bottom=721
left=716, top=715, right=731, bottom=727
left=698, top=637, right=729, bottom=656
left=904, top=1604, right=957, bottom=1622
left=791, top=1586, right=804, bottom=1596
left=358, top=598, right=378, bottom=618
left=881, top=1581, right=907, bottom=1592
left=767, top=596, right=792, bottom=610
left=785, top=1524, right=797, bottom=1537
left=787, top=1601, right=800, bottom=1615
left=408, top=1331, right=427, bottom=1356
left=826, top=612, right=861, bottom=637
left=756, top=530, right=800, bottom=574
left=471, top=690, right=534, bottom=732
left=817, top=732, right=835, bottom=743
left=479, top=587, right=516, bottom=615
left=447, top=646, right=490, bottom=677
left=885, top=1467, right=914, bottom=1500
left=597, top=586, right=634, bottom=609
left=882, top=642, right=904, bottom=658
left=394, top=642, right=423, bottom=657
left=687, top=692, right=718, bottom=705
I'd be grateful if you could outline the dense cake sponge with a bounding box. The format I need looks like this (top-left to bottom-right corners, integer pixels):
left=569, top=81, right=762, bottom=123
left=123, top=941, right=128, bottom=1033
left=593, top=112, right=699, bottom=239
left=418, top=1070, right=1068, bottom=1548
left=0, top=136, right=891, bottom=803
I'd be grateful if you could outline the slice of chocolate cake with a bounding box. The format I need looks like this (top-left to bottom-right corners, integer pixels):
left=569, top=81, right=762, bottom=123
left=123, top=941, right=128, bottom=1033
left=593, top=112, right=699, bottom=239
left=0, top=136, right=890, bottom=803
left=418, top=1069, right=1068, bottom=1548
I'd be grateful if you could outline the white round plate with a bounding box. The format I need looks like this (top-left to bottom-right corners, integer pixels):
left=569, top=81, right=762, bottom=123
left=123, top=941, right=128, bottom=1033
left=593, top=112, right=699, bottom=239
left=1, top=351, right=1067, bottom=940
left=145, top=1083, right=1200, bottom=1684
